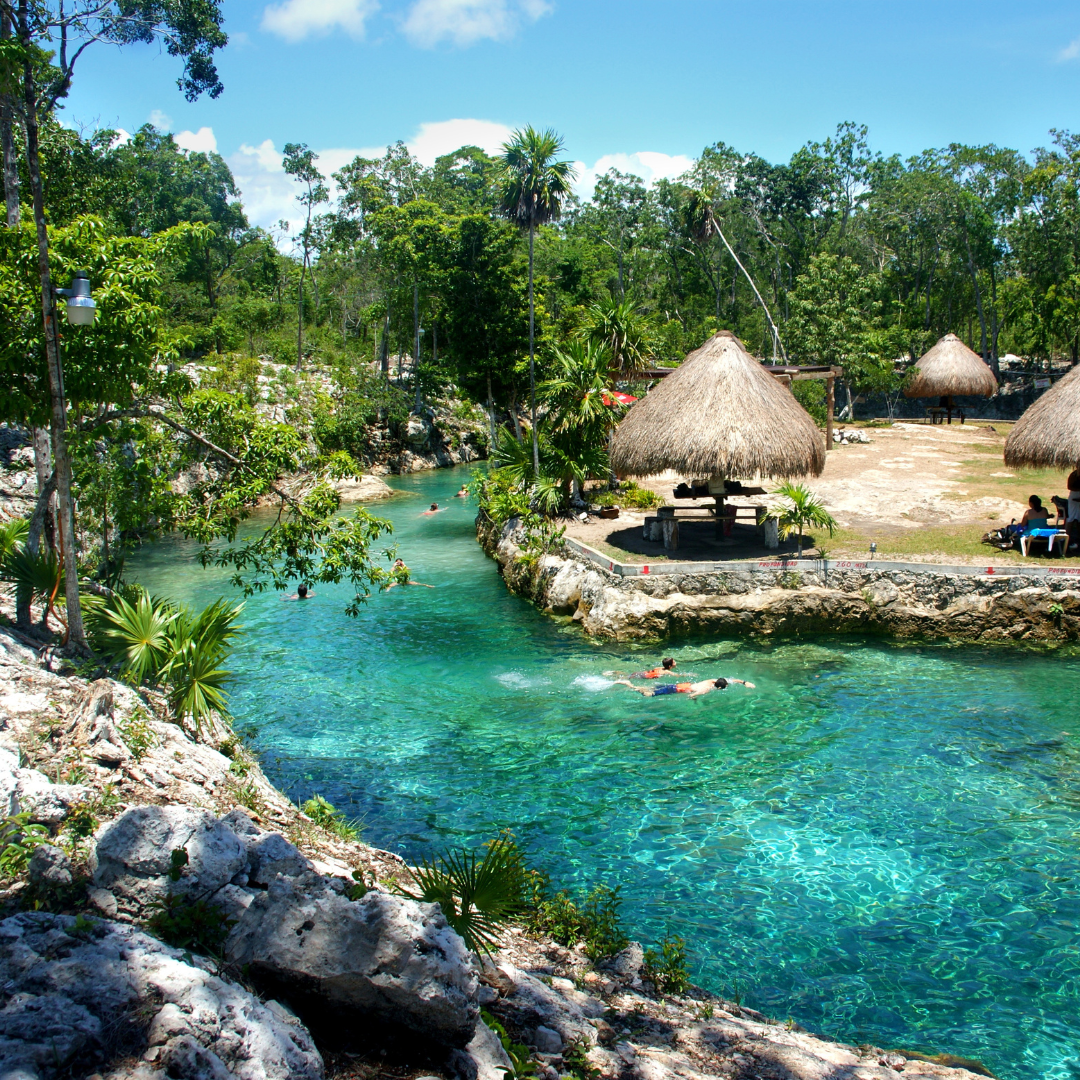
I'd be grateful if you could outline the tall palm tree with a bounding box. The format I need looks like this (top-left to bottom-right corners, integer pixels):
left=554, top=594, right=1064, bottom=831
left=499, top=126, right=577, bottom=475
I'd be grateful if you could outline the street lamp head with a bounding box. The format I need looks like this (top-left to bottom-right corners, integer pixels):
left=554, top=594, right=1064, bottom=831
left=64, top=272, right=96, bottom=326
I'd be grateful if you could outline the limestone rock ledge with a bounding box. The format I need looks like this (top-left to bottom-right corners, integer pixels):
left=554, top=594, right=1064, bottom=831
left=479, top=517, right=1080, bottom=644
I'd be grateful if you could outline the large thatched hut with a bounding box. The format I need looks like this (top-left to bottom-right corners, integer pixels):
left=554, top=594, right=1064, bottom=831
left=610, top=330, right=825, bottom=480
left=1004, top=363, right=1080, bottom=470
left=904, top=333, right=998, bottom=399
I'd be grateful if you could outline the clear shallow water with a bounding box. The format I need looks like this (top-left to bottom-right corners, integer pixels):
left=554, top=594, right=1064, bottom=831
left=127, top=466, right=1080, bottom=1080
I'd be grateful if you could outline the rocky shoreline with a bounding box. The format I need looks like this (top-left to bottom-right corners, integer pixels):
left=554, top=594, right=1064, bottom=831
left=479, top=518, right=1080, bottom=646
left=0, top=619, right=992, bottom=1080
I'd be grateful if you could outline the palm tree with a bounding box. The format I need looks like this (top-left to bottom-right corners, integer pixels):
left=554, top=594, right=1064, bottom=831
left=767, top=482, right=837, bottom=555
left=498, top=126, right=577, bottom=475
left=579, top=295, right=654, bottom=379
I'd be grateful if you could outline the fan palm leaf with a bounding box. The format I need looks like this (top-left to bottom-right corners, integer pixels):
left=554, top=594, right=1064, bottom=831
left=100, top=594, right=177, bottom=683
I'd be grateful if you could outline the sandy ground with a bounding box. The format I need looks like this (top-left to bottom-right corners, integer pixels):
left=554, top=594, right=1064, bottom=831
left=571, top=421, right=1077, bottom=565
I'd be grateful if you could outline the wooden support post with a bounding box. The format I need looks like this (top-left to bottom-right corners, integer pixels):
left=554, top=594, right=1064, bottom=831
left=826, top=373, right=835, bottom=451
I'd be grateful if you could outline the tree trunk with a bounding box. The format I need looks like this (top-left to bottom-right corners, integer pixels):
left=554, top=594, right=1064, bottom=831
left=0, top=8, right=18, bottom=228
left=17, top=470, right=56, bottom=630
left=296, top=267, right=304, bottom=371
left=20, top=22, right=87, bottom=652
left=486, top=372, right=497, bottom=450
left=527, top=222, right=539, bottom=476
left=963, top=229, right=988, bottom=362
left=989, top=263, right=1000, bottom=375
left=413, top=279, right=421, bottom=412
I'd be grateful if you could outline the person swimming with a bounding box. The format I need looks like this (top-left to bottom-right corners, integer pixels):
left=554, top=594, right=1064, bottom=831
left=630, top=657, right=677, bottom=679
left=283, top=583, right=315, bottom=601
left=454, top=486, right=468, bottom=498
left=422, top=503, right=447, bottom=516
left=615, top=676, right=754, bottom=699
left=386, top=558, right=434, bottom=589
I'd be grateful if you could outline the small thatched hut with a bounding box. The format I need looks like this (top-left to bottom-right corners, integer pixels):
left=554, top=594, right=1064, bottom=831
left=1004, top=363, right=1080, bottom=470
left=904, top=333, right=998, bottom=399
left=610, top=330, right=825, bottom=480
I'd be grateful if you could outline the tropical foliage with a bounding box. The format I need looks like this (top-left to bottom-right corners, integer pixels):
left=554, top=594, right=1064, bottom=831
left=397, top=833, right=528, bottom=955
left=87, top=593, right=242, bottom=732
left=767, top=482, right=839, bottom=553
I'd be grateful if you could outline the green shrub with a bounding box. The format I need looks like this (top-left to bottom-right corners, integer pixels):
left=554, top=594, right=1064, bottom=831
left=589, top=481, right=662, bottom=510
left=301, top=794, right=361, bottom=841
left=86, top=593, right=242, bottom=733
left=0, top=814, right=49, bottom=881
left=563, top=1038, right=601, bottom=1080
left=117, top=707, right=157, bottom=762
left=146, top=894, right=235, bottom=955
left=527, top=879, right=629, bottom=961
left=481, top=1010, right=537, bottom=1078
left=644, top=932, right=690, bottom=995
left=791, top=379, right=826, bottom=426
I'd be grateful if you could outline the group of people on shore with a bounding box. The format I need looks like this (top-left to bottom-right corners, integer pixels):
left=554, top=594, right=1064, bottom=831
left=1015, top=469, right=1080, bottom=550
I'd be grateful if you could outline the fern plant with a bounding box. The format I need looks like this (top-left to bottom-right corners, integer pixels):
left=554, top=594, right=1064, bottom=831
left=398, top=834, right=526, bottom=955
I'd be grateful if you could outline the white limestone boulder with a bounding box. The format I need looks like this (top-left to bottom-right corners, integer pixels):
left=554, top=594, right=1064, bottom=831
left=0, top=911, right=323, bottom=1080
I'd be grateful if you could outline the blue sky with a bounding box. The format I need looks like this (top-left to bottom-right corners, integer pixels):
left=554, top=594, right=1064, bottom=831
left=64, top=0, right=1080, bottom=231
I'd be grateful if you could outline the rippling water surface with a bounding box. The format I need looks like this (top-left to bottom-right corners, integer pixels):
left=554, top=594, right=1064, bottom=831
left=127, top=466, right=1080, bottom=1080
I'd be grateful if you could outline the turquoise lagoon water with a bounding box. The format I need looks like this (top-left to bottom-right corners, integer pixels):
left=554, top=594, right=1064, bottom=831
left=127, top=466, right=1080, bottom=1080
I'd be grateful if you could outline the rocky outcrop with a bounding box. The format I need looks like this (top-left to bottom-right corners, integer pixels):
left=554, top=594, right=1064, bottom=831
left=330, top=473, right=395, bottom=501
left=91, top=804, right=480, bottom=1048
left=480, top=518, right=1080, bottom=645
left=227, top=874, right=478, bottom=1046
left=0, top=910, right=323, bottom=1080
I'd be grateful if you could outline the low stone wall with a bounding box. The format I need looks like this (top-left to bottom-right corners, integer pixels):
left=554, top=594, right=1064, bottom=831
left=479, top=518, right=1080, bottom=645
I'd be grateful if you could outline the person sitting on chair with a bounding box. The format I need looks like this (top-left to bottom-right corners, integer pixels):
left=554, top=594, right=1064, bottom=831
left=1020, top=496, right=1050, bottom=529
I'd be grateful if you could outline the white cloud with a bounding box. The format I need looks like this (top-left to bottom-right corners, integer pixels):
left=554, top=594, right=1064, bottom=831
left=262, top=0, right=379, bottom=42
left=1057, top=36, right=1080, bottom=61
left=110, top=129, right=132, bottom=148
left=148, top=109, right=173, bottom=130
left=572, top=151, right=695, bottom=200
left=409, top=118, right=513, bottom=163
left=174, top=127, right=218, bottom=154
left=402, top=0, right=551, bottom=48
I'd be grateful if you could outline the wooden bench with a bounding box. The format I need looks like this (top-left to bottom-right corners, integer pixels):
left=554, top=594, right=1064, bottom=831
left=644, top=503, right=768, bottom=550
left=926, top=405, right=966, bottom=425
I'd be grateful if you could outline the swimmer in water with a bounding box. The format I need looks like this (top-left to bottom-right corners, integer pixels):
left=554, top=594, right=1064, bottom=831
left=604, top=658, right=696, bottom=680
left=283, top=583, right=315, bottom=601
left=421, top=502, right=448, bottom=516
left=615, top=676, right=754, bottom=699
left=454, top=486, right=468, bottom=498
left=631, top=657, right=677, bottom=679
left=386, top=558, right=434, bottom=589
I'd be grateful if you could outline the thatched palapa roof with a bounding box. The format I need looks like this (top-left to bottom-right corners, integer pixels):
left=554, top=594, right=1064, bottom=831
left=1004, top=363, right=1080, bottom=471
left=904, top=333, right=998, bottom=398
left=610, top=331, right=825, bottom=480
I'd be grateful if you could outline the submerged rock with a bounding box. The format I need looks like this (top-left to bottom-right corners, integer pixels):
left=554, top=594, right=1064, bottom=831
left=0, top=911, right=323, bottom=1080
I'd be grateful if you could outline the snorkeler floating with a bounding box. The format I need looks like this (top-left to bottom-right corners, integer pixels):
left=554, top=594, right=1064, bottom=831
left=614, top=677, right=755, bottom=699
left=283, top=583, right=315, bottom=601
